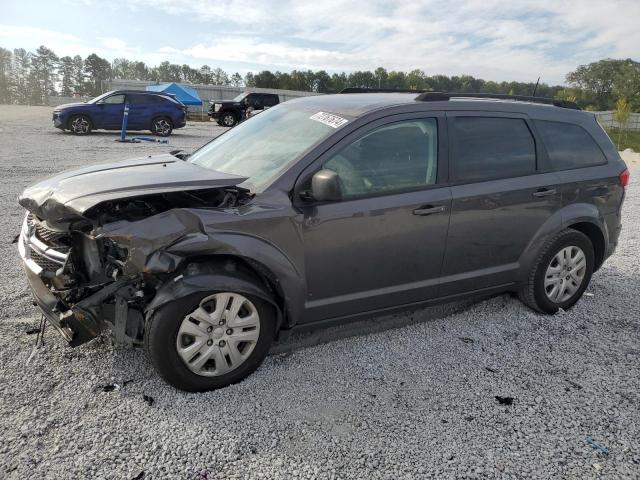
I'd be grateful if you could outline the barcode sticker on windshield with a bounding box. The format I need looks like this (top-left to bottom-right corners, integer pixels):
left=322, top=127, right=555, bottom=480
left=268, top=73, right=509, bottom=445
left=309, top=112, right=349, bottom=129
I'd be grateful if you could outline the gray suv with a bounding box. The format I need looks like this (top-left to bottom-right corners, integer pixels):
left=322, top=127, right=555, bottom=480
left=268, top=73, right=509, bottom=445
left=17, top=91, right=629, bottom=391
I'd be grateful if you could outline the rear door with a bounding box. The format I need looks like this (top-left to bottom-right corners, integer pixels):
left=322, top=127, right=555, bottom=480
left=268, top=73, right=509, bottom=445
left=126, top=93, right=151, bottom=130
left=439, top=113, right=562, bottom=296
left=299, top=113, right=452, bottom=322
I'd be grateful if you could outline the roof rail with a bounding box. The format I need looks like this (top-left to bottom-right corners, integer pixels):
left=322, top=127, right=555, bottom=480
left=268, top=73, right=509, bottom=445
left=339, top=87, right=429, bottom=94
left=415, top=92, right=581, bottom=110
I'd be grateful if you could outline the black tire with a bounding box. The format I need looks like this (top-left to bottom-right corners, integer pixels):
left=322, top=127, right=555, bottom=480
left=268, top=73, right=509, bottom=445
left=151, top=117, right=173, bottom=136
left=145, top=290, right=276, bottom=392
left=68, top=114, right=92, bottom=135
left=519, top=229, right=594, bottom=314
left=220, top=111, right=237, bottom=127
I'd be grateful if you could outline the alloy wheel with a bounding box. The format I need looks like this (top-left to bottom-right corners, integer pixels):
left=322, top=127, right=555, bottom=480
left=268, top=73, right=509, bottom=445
left=544, top=245, right=587, bottom=303
left=70, top=116, right=90, bottom=134
left=176, top=293, right=261, bottom=377
left=153, top=118, right=172, bottom=136
left=222, top=113, right=236, bottom=127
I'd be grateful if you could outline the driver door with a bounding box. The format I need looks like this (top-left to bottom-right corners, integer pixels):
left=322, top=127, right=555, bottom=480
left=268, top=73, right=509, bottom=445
left=98, top=93, right=126, bottom=129
left=299, top=114, right=452, bottom=323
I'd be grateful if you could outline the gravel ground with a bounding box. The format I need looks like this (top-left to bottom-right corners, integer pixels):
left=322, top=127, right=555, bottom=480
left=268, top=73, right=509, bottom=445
left=1, top=105, right=639, bottom=479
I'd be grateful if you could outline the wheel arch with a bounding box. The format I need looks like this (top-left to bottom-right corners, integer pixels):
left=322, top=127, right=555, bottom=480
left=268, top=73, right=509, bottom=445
left=66, top=112, right=94, bottom=129
left=566, top=221, right=606, bottom=271
left=145, top=256, right=286, bottom=334
left=517, top=202, right=610, bottom=282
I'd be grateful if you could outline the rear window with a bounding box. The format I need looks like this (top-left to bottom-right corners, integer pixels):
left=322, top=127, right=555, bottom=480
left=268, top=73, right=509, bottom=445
left=535, top=120, right=606, bottom=170
left=453, top=117, right=536, bottom=182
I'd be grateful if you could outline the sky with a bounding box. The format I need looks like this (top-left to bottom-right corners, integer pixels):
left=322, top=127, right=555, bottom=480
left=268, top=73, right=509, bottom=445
left=1, top=0, right=639, bottom=85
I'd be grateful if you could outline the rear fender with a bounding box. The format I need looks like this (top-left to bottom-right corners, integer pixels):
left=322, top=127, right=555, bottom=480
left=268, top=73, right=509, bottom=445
left=516, top=202, right=607, bottom=283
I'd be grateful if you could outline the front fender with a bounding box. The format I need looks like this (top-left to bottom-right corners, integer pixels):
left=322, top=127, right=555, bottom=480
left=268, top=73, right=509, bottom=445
left=98, top=208, right=306, bottom=328
left=146, top=262, right=282, bottom=331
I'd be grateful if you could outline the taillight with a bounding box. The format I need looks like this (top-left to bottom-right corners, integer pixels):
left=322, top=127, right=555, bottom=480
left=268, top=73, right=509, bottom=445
left=619, top=169, right=630, bottom=190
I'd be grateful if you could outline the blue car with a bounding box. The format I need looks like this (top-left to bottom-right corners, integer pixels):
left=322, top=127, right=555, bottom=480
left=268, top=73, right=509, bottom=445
left=53, top=90, right=187, bottom=136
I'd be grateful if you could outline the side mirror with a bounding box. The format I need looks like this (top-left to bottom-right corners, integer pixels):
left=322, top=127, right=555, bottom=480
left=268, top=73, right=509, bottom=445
left=310, top=169, right=342, bottom=202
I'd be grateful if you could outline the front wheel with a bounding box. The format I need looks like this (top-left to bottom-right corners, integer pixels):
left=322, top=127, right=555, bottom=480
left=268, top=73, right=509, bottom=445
left=145, top=291, right=276, bottom=391
left=151, top=117, right=173, bottom=136
left=519, top=229, right=594, bottom=313
left=220, top=112, right=237, bottom=127
left=69, top=114, right=92, bottom=135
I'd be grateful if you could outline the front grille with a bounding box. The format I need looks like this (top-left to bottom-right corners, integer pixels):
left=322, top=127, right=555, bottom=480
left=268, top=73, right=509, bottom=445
left=30, top=250, right=62, bottom=272
left=34, top=224, right=70, bottom=252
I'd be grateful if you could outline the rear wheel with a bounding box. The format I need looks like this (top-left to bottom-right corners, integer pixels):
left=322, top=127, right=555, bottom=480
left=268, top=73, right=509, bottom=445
left=151, top=117, right=173, bottom=136
left=519, top=229, right=594, bottom=313
left=145, top=290, right=276, bottom=391
left=69, top=114, right=92, bottom=135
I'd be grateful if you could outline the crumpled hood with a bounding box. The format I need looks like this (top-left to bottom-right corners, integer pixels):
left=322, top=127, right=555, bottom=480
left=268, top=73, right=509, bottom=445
left=54, top=102, right=88, bottom=111
left=19, top=154, right=247, bottom=221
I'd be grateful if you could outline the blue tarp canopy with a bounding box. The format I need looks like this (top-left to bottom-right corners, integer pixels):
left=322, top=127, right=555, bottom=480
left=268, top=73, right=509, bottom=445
left=146, top=82, right=203, bottom=106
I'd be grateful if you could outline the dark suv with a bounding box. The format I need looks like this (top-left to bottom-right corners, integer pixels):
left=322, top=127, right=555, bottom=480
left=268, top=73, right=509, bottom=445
left=18, top=91, right=628, bottom=391
left=209, top=92, right=279, bottom=127
left=53, top=90, right=187, bottom=136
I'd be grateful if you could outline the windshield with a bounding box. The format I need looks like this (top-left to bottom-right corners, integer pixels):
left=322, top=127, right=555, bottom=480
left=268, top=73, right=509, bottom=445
left=189, top=103, right=351, bottom=192
left=87, top=91, right=115, bottom=104
left=232, top=93, right=248, bottom=102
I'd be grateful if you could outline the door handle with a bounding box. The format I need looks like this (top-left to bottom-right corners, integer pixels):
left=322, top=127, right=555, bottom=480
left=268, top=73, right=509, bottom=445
left=412, top=205, right=446, bottom=216
left=532, top=188, right=557, bottom=198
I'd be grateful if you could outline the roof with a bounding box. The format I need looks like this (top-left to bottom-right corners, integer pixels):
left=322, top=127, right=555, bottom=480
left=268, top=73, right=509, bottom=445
left=287, top=93, right=590, bottom=122
left=145, top=83, right=203, bottom=106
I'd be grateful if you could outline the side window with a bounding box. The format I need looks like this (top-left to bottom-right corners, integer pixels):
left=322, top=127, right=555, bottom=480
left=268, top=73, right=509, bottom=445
left=127, top=94, right=145, bottom=104
left=535, top=120, right=606, bottom=170
left=264, top=95, right=278, bottom=107
left=324, top=119, right=438, bottom=198
left=252, top=95, right=264, bottom=108
left=103, top=94, right=125, bottom=104
left=453, top=117, right=536, bottom=182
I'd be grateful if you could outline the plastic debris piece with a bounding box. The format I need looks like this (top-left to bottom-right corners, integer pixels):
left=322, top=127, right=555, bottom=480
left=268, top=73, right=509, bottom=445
left=143, top=395, right=154, bottom=406
left=95, top=384, right=120, bottom=392
left=485, top=367, right=498, bottom=373
left=585, top=436, right=609, bottom=456
left=495, top=396, right=514, bottom=405
left=25, top=328, right=40, bottom=335
left=584, top=292, right=594, bottom=297
left=459, top=337, right=474, bottom=344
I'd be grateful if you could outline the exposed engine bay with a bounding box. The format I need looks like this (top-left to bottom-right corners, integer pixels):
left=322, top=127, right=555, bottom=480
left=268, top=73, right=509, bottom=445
left=18, top=154, right=256, bottom=347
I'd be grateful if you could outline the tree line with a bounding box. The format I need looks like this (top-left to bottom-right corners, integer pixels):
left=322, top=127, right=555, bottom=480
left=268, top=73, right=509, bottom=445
left=0, top=45, right=638, bottom=111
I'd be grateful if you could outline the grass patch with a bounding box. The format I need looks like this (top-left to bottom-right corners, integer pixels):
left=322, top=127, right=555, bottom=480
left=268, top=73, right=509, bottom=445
left=605, top=128, right=640, bottom=152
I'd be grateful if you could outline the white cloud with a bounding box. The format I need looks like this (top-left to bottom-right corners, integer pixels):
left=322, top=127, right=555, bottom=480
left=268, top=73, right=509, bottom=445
left=2, top=0, right=639, bottom=84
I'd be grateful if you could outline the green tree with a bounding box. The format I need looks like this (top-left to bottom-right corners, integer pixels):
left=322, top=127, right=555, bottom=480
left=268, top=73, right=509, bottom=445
left=612, top=61, right=640, bottom=111
left=230, top=72, right=243, bottom=87
left=374, top=67, right=388, bottom=88
left=0, top=47, right=12, bottom=103
left=58, top=56, right=75, bottom=96
left=72, top=55, right=85, bottom=95
left=84, top=53, right=111, bottom=96
left=244, top=72, right=255, bottom=87
left=11, top=48, right=31, bottom=103
left=566, top=58, right=630, bottom=110
left=253, top=70, right=279, bottom=88
left=29, top=45, right=58, bottom=104
left=613, top=97, right=631, bottom=147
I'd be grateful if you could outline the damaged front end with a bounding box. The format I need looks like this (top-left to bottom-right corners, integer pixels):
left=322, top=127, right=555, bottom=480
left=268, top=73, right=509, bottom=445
left=17, top=155, right=254, bottom=347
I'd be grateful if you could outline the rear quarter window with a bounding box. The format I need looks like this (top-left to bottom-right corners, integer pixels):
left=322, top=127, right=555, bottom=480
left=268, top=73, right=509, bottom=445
left=452, top=117, right=536, bottom=182
left=534, top=120, right=607, bottom=170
